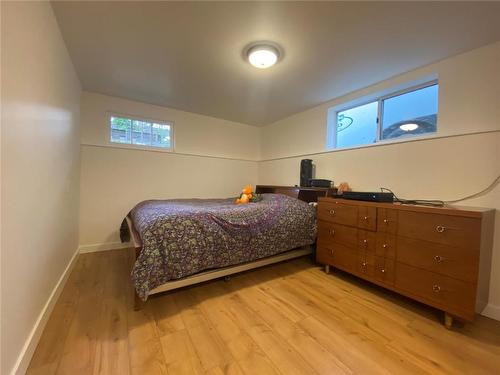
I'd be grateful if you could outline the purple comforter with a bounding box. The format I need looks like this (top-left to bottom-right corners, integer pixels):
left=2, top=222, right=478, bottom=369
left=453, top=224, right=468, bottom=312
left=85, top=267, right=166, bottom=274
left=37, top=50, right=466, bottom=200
left=125, top=193, right=316, bottom=300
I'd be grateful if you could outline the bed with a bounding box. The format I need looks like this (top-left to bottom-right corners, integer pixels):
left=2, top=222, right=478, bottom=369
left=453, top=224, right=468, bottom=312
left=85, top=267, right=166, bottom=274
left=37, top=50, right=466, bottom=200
left=121, top=192, right=317, bottom=308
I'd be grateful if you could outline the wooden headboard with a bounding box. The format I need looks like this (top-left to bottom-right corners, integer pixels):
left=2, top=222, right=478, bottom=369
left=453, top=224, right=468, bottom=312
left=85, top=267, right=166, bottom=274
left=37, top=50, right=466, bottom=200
left=255, top=185, right=335, bottom=203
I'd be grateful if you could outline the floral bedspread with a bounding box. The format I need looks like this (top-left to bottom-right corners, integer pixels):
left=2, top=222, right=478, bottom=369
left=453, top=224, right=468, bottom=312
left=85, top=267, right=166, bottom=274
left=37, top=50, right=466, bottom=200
left=123, top=193, right=316, bottom=300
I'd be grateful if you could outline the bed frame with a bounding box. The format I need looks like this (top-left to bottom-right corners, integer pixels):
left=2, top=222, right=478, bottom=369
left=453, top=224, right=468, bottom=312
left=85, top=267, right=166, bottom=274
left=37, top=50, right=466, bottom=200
left=133, top=244, right=312, bottom=309
left=132, top=185, right=328, bottom=309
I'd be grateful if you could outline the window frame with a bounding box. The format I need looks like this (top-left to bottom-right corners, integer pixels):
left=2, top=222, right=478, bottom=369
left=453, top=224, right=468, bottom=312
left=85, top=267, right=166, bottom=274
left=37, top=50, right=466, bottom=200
left=107, top=112, right=175, bottom=152
left=328, top=79, right=438, bottom=150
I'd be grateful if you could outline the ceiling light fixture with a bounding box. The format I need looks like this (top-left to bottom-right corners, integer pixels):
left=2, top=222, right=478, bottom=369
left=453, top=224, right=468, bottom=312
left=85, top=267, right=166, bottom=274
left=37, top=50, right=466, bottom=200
left=399, top=123, right=419, bottom=132
left=247, top=44, right=280, bottom=69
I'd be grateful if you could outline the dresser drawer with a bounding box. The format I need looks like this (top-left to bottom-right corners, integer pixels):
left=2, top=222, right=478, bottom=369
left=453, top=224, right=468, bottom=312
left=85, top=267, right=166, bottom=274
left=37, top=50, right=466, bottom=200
left=356, top=252, right=375, bottom=277
left=377, top=208, right=398, bottom=234
left=375, top=233, right=396, bottom=259
left=317, top=221, right=358, bottom=248
left=317, top=201, right=358, bottom=227
left=395, top=263, right=476, bottom=314
left=375, top=257, right=395, bottom=285
left=397, top=237, right=479, bottom=283
left=398, top=211, right=481, bottom=248
left=358, top=206, right=377, bottom=231
left=317, top=244, right=356, bottom=272
left=358, top=230, right=376, bottom=254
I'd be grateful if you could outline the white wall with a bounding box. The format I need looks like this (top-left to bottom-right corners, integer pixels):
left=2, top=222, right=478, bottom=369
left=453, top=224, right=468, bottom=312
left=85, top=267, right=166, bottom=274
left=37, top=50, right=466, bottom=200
left=1, top=2, right=81, bottom=375
left=258, top=42, right=500, bottom=319
left=81, top=91, right=260, bottom=160
left=261, top=42, right=499, bottom=160
left=79, top=92, right=260, bottom=250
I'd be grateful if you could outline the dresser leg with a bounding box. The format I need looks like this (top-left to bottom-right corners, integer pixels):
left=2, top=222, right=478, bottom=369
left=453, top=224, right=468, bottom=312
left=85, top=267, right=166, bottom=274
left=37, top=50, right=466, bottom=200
left=325, top=264, right=330, bottom=274
left=444, top=313, right=453, bottom=329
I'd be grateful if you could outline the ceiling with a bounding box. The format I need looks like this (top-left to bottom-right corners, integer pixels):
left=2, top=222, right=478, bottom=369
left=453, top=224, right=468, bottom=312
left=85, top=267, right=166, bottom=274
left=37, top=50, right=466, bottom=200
left=51, top=1, right=500, bottom=126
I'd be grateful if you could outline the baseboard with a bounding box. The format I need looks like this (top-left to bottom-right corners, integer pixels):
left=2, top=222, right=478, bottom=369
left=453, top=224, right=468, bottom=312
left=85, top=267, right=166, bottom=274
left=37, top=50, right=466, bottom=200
left=481, top=303, right=500, bottom=321
left=10, top=247, right=80, bottom=375
left=79, top=241, right=130, bottom=253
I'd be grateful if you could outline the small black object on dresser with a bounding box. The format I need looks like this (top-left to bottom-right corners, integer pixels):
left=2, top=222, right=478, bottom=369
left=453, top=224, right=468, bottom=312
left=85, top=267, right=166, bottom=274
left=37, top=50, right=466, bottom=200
left=341, top=191, right=394, bottom=202
left=309, top=179, right=332, bottom=188
left=300, top=159, right=313, bottom=187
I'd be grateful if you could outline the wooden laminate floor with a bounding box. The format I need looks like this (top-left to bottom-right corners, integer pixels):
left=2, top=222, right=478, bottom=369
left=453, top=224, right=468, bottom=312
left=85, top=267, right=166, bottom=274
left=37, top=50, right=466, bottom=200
left=27, top=249, right=500, bottom=375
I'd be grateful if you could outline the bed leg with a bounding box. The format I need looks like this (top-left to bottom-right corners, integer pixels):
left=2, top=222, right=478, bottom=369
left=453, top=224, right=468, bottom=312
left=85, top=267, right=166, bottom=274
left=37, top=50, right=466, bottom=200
left=134, top=292, right=145, bottom=311
left=444, top=313, right=453, bottom=329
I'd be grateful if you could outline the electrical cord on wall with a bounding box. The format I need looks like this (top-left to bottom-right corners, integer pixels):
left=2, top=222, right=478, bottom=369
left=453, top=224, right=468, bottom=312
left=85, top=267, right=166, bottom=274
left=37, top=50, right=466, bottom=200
left=443, top=174, right=500, bottom=204
left=380, top=174, right=500, bottom=207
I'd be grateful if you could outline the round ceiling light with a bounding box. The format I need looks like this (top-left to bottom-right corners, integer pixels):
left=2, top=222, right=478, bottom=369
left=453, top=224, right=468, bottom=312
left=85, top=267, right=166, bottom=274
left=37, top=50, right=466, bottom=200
left=247, top=44, right=280, bottom=69
left=399, top=123, right=419, bottom=132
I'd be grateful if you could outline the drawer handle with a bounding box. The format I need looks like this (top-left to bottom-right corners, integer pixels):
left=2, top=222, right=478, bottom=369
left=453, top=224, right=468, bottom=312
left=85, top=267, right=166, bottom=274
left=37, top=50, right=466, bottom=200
left=329, top=229, right=335, bottom=236
left=432, top=284, right=441, bottom=293
left=381, top=269, right=386, bottom=273
left=362, top=262, right=367, bottom=267
left=363, top=239, right=368, bottom=244
left=434, top=255, right=444, bottom=263
left=436, top=225, right=446, bottom=233
left=383, top=219, right=389, bottom=224
left=329, top=209, right=336, bottom=215
left=363, top=216, right=369, bottom=220
left=330, top=249, right=334, bottom=255
left=382, top=243, right=388, bottom=248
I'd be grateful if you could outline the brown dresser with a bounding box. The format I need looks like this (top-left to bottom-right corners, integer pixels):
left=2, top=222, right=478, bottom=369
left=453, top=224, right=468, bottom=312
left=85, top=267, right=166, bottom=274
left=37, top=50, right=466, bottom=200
left=316, top=197, right=495, bottom=328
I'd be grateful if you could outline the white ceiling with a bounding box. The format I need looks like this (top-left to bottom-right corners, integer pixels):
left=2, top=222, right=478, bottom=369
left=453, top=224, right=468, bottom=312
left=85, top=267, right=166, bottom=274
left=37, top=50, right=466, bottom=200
left=51, top=1, right=500, bottom=126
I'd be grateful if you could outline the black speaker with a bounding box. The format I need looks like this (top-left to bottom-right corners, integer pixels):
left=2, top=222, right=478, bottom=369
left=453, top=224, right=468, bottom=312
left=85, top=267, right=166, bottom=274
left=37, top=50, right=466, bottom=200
left=300, top=159, right=313, bottom=187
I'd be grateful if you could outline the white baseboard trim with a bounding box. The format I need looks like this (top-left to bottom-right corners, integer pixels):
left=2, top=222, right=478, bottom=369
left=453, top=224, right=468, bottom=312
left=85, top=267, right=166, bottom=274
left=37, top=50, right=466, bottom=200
left=10, top=247, right=80, bottom=375
left=79, top=241, right=130, bottom=253
left=481, top=303, right=500, bottom=321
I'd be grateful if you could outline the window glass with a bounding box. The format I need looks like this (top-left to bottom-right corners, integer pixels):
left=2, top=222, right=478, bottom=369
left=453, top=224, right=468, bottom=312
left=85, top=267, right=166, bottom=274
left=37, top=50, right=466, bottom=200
left=336, top=101, right=378, bottom=148
left=152, top=123, right=171, bottom=148
left=381, top=84, right=438, bottom=140
left=110, top=116, right=132, bottom=144
left=329, top=81, right=439, bottom=149
left=110, top=115, right=172, bottom=149
left=132, top=120, right=152, bottom=146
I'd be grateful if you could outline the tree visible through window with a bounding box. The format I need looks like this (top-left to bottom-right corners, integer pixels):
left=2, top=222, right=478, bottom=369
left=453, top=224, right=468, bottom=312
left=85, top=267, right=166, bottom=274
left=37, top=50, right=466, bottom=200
left=110, top=115, right=172, bottom=149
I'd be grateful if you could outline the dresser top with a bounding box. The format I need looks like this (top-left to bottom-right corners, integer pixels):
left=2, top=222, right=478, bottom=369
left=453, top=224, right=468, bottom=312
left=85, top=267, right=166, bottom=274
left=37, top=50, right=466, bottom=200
left=318, top=197, right=494, bottom=218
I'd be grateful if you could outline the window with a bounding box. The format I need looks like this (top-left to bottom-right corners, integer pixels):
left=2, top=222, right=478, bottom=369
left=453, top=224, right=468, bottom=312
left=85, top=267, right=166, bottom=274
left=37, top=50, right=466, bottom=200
left=381, top=84, right=438, bottom=140
left=336, top=101, right=378, bottom=148
left=110, top=114, right=173, bottom=150
left=328, top=81, right=438, bottom=149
